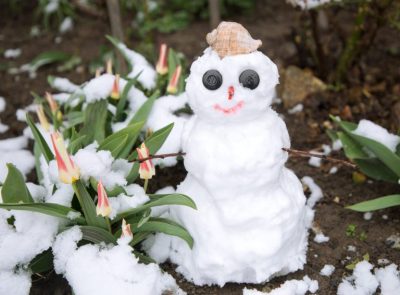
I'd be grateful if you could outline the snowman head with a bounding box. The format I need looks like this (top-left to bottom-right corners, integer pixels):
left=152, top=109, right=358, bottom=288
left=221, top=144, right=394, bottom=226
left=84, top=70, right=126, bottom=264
left=186, top=22, right=279, bottom=122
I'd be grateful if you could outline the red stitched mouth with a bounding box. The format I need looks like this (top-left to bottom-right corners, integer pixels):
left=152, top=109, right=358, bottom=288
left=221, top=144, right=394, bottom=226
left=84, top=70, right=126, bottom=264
left=213, top=101, right=244, bottom=114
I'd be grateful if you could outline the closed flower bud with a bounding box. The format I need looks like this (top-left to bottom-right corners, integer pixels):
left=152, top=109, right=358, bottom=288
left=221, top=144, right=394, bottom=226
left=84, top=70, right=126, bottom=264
left=121, top=219, right=133, bottom=238
left=167, top=65, right=182, bottom=94
left=137, top=143, right=155, bottom=180
left=156, top=44, right=168, bottom=75
left=96, top=181, right=112, bottom=217
left=110, top=74, right=120, bottom=100
left=51, top=132, right=80, bottom=184
left=36, top=105, right=50, bottom=132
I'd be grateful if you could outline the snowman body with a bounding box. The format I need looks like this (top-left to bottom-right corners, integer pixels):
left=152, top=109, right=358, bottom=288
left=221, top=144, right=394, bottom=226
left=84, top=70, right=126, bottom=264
left=164, top=48, right=312, bottom=286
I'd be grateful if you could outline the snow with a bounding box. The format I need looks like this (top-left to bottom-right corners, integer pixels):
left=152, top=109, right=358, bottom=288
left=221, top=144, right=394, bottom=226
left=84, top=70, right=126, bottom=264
left=73, top=143, right=132, bottom=190
left=243, top=276, right=318, bottom=294
left=287, top=0, right=339, bottom=10
left=15, top=104, right=37, bottom=122
left=320, top=264, right=335, bottom=276
left=45, top=0, right=59, bottom=14
left=329, top=166, right=338, bottom=174
left=149, top=47, right=311, bottom=286
left=67, top=211, right=82, bottom=220
left=0, top=136, right=35, bottom=183
left=146, top=93, right=189, bottom=166
left=353, top=119, right=400, bottom=153
left=117, top=43, right=157, bottom=89
left=83, top=74, right=147, bottom=115
left=51, top=77, right=80, bottom=93
left=4, top=48, right=21, bottom=59
left=308, top=144, right=331, bottom=168
left=332, top=139, right=342, bottom=151
left=0, top=183, right=66, bottom=295
left=0, top=269, right=31, bottom=295
left=314, top=232, right=329, bottom=243
left=53, top=227, right=185, bottom=295
left=302, top=176, right=323, bottom=208
left=363, top=212, right=373, bottom=220
left=347, top=245, right=356, bottom=252
left=0, top=96, right=5, bottom=112
left=287, top=103, right=303, bottom=114
left=338, top=261, right=400, bottom=295
left=338, top=261, right=379, bottom=295
left=59, top=17, right=73, bottom=34
left=0, top=96, right=8, bottom=133
left=375, top=264, right=400, bottom=294
left=108, top=184, right=150, bottom=219
left=378, top=259, right=390, bottom=265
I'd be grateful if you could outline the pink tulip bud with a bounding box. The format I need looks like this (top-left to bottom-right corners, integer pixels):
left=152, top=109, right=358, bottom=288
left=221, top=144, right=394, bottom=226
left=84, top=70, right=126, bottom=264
left=156, top=44, right=168, bottom=75
left=45, top=92, right=58, bottom=114
left=121, top=219, right=133, bottom=238
left=51, top=132, right=80, bottom=184
left=36, top=105, right=50, bottom=132
left=167, top=65, right=182, bottom=94
left=110, top=74, right=120, bottom=100
left=136, top=143, right=155, bottom=180
left=96, top=181, right=112, bottom=217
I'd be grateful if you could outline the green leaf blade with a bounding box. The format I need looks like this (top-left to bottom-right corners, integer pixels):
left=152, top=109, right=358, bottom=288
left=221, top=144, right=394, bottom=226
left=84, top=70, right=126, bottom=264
left=1, top=164, right=33, bottom=203
left=26, top=114, right=54, bottom=163
left=0, top=202, right=85, bottom=224
left=347, top=194, right=400, bottom=212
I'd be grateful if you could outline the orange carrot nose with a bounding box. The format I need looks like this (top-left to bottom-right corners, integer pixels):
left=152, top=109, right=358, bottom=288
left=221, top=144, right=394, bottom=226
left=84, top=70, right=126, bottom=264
left=228, top=86, right=235, bottom=100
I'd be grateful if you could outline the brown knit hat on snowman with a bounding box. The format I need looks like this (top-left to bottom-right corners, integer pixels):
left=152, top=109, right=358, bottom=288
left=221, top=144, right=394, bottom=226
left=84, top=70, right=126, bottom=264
left=206, top=22, right=262, bottom=58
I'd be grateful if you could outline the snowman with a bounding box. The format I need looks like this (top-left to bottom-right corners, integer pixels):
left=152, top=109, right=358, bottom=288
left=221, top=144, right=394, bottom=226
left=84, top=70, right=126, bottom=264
left=149, top=22, right=313, bottom=286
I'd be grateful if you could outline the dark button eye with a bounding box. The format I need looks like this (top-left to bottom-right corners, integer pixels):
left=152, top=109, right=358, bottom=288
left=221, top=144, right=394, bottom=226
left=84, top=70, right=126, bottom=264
left=239, top=69, right=259, bottom=90
left=202, top=70, right=223, bottom=90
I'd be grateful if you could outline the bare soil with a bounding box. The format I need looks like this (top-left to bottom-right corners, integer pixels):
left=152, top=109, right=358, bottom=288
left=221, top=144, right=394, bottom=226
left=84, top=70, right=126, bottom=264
left=0, top=1, right=399, bottom=294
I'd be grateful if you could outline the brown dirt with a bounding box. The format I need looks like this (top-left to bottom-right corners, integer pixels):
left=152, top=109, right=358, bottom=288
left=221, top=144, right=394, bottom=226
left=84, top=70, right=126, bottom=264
left=1, top=1, right=399, bottom=295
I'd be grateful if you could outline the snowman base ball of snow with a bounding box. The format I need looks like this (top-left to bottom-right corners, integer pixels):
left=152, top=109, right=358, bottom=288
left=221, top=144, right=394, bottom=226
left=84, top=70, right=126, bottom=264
left=150, top=22, right=313, bottom=286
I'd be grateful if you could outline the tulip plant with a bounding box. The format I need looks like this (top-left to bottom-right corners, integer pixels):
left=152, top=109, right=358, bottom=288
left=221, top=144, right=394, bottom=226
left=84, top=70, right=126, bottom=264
left=330, top=116, right=400, bottom=211
left=0, top=39, right=193, bottom=277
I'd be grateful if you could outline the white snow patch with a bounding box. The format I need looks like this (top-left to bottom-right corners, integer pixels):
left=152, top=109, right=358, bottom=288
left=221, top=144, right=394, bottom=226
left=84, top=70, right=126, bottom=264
left=314, top=232, right=329, bottom=243
left=320, top=264, right=335, bottom=277
left=0, top=96, right=5, bottom=112
left=4, top=48, right=22, bottom=59
left=53, top=227, right=184, bottom=295
left=347, top=245, right=356, bottom=252
left=45, top=0, right=59, bottom=14
left=51, top=77, right=80, bottom=93
left=243, top=275, right=318, bottom=294
left=288, top=103, right=303, bottom=114
left=329, top=166, right=338, bottom=174
left=375, top=264, right=400, bottom=294
left=287, top=0, right=340, bottom=10
left=146, top=93, right=189, bottom=167
left=73, top=143, right=132, bottom=190
left=353, top=119, right=400, bottom=153
left=108, top=184, right=150, bottom=219
left=332, top=139, right=342, bottom=151
left=0, top=136, right=35, bottom=183
left=363, top=212, right=373, bottom=220
left=117, top=43, right=157, bottom=89
left=302, top=176, right=323, bottom=208
left=378, top=259, right=390, bottom=266
left=338, top=261, right=379, bottom=295
left=0, top=269, right=31, bottom=295
left=59, top=17, right=73, bottom=33
left=338, top=261, right=400, bottom=295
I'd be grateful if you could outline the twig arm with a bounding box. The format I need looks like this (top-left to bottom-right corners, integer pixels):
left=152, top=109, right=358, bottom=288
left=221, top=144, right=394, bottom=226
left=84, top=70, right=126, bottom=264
left=131, top=149, right=356, bottom=169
